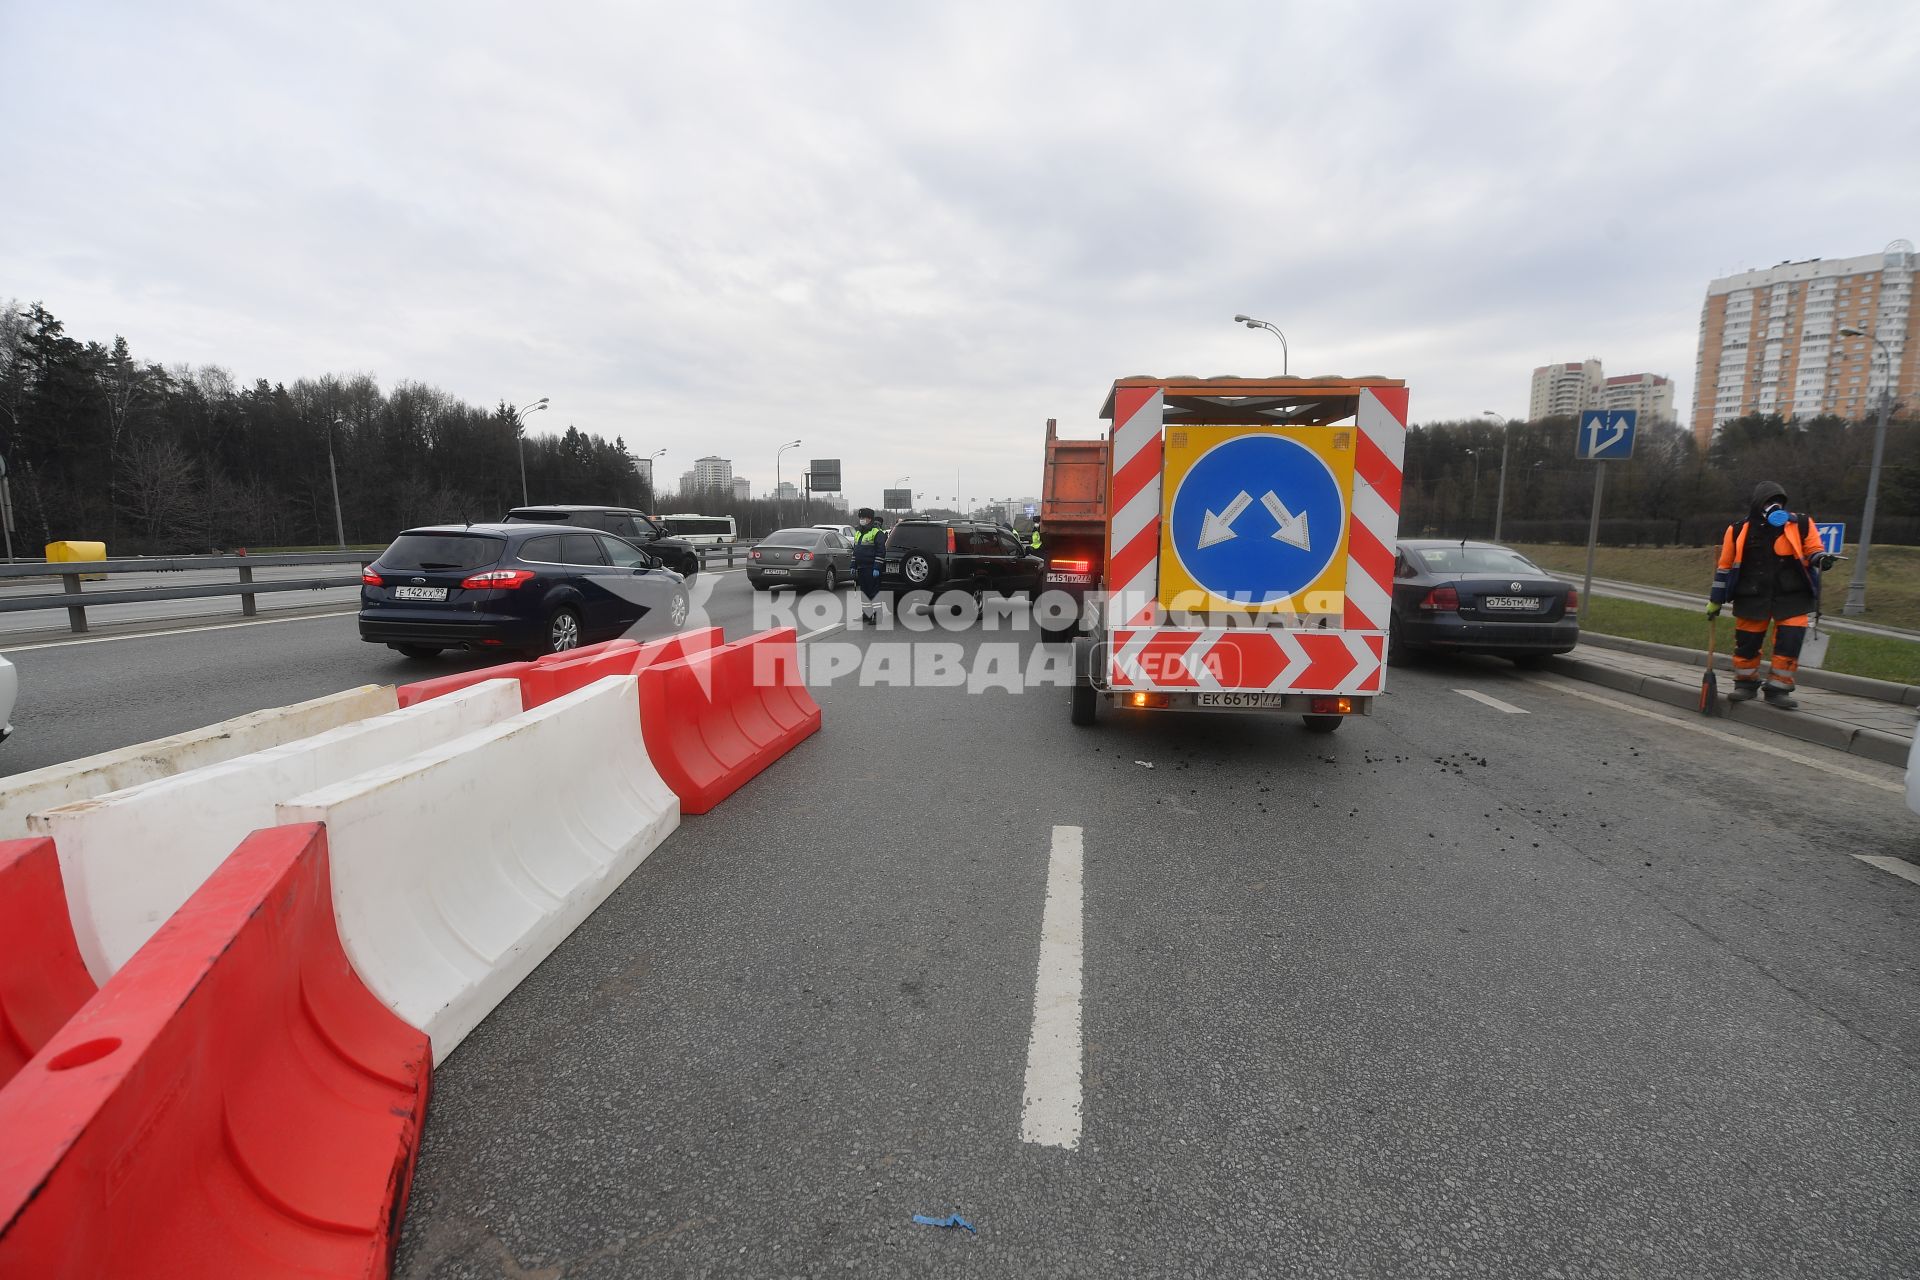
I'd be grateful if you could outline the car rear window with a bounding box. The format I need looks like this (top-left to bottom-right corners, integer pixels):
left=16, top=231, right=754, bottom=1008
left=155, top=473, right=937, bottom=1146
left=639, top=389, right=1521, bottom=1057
left=380, top=534, right=503, bottom=572
left=764, top=529, right=824, bottom=545
left=890, top=525, right=944, bottom=553
left=1415, top=547, right=1543, bottom=575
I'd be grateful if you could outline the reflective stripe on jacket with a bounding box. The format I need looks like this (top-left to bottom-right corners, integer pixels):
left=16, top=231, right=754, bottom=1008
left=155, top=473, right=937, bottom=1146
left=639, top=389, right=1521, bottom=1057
left=1710, top=515, right=1823, bottom=605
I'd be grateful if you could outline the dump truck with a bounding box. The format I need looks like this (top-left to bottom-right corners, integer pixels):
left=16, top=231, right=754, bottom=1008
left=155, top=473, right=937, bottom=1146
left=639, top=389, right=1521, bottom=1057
left=1062, top=375, right=1410, bottom=733
left=1035, top=418, right=1110, bottom=644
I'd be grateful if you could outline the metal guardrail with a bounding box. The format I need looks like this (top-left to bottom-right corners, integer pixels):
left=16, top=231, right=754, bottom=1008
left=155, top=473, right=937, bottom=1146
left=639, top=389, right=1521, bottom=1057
left=0, top=544, right=752, bottom=634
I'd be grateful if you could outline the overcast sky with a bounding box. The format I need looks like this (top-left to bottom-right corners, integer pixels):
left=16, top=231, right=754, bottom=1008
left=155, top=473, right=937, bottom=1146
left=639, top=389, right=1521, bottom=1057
left=3, top=0, right=1915, bottom=507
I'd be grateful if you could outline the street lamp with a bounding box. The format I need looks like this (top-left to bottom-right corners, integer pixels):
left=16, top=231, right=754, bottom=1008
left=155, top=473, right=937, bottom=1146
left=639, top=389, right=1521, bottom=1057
left=510, top=397, right=548, bottom=506
left=641, top=448, right=666, bottom=507
left=326, top=415, right=349, bottom=549
left=1483, top=410, right=1514, bottom=542
left=1837, top=326, right=1893, bottom=614
left=1232, top=313, right=1290, bottom=375
left=1464, top=448, right=1481, bottom=533
left=776, top=439, right=802, bottom=522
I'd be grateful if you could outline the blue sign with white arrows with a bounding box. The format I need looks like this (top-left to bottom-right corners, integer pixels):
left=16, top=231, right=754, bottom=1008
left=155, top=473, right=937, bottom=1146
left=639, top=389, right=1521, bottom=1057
left=1816, top=522, right=1844, bottom=555
left=1167, top=434, right=1346, bottom=604
left=1576, top=409, right=1638, bottom=461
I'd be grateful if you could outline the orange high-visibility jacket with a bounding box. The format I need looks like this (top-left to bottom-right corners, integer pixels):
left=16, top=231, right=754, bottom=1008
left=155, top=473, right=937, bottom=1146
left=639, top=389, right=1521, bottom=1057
left=1710, top=515, right=1824, bottom=608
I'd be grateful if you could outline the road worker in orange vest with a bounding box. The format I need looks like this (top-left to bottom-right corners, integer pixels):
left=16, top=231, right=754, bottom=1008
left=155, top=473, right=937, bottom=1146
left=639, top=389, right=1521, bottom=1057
left=1705, top=480, right=1840, bottom=710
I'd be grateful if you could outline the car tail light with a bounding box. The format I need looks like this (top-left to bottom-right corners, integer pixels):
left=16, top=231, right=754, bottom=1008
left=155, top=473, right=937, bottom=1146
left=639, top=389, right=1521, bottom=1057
left=794, top=550, right=813, bottom=562
left=361, top=568, right=383, bottom=586
left=1310, top=696, right=1355, bottom=715
left=1565, top=588, right=1580, bottom=614
left=1419, top=585, right=1460, bottom=611
left=460, top=568, right=537, bottom=590
left=947, top=528, right=957, bottom=553
left=1050, top=558, right=1091, bottom=573
left=749, top=548, right=761, bottom=560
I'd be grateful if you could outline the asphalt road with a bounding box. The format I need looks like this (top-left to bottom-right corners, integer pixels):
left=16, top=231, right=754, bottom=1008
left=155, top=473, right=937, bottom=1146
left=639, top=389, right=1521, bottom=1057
left=7, top=588, right=1917, bottom=1276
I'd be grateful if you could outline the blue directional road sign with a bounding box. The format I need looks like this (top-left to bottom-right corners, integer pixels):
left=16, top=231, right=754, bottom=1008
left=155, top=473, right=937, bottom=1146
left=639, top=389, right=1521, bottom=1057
left=1576, top=409, right=1638, bottom=461
left=1165, top=432, right=1349, bottom=607
left=1816, top=522, right=1845, bottom=554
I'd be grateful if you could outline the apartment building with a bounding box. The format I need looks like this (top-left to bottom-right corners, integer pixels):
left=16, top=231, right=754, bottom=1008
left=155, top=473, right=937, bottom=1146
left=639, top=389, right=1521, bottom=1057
left=1528, top=360, right=1604, bottom=420
left=1600, top=373, right=1676, bottom=424
left=691, top=455, right=733, bottom=489
left=1691, top=240, right=1917, bottom=446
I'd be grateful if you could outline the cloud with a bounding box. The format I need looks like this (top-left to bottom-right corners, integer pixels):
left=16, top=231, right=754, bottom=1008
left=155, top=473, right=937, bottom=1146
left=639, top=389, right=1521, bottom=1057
left=3, top=0, right=1915, bottom=508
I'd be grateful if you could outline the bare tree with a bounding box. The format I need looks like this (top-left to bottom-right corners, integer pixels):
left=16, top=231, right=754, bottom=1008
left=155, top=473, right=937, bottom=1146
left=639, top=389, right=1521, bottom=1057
left=114, top=436, right=206, bottom=548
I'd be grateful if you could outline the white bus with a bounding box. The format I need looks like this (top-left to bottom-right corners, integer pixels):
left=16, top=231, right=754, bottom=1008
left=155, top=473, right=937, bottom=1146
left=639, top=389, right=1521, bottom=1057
left=658, top=513, right=738, bottom=545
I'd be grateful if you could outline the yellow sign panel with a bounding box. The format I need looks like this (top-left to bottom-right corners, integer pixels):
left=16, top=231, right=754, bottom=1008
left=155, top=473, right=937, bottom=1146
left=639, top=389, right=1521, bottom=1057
left=1157, top=424, right=1356, bottom=616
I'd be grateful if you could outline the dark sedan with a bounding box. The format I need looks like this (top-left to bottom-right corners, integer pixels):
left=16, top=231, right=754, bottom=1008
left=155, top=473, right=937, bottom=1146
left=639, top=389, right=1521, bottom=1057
left=359, top=523, right=690, bottom=659
left=747, top=528, right=852, bottom=592
left=1390, top=540, right=1579, bottom=665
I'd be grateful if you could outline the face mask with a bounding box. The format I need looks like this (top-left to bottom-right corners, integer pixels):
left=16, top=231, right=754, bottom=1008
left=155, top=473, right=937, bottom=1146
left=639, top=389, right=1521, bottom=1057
left=1764, top=503, right=1789, bottom=528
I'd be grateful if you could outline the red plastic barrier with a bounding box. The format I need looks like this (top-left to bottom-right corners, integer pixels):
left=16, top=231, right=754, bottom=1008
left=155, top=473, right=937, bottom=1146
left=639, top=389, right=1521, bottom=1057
left=0, top=838, right=97, bottom=1087
left=518, top=629, right=722, bottom=708
left=395, top=658, right=533, bottom=709
left=635, top=627, right=821, bottom=814
left=0, top=824, right=431, bottom=1278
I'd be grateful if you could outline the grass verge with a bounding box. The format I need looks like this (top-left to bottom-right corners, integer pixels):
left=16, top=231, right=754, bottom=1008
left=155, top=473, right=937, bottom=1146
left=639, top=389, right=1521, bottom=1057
left=1582, top=596, right=1920, bottom=686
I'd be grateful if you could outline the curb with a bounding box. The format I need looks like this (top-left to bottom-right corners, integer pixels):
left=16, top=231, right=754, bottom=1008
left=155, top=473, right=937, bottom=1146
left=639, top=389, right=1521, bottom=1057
left=1543, top=654, right=1913, bottom=769
left=1578, top=631, right=1920, bottom=707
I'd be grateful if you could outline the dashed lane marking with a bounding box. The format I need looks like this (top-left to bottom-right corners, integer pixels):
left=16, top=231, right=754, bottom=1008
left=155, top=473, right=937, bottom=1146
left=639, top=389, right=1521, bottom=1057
left=1522, top=675, right=1903, bottom=796
left=1021, top=824, right=1084, bottom=1150
left=1855, top=855, right=1920, bottom=888
left=1455, top=689, right=1528, bottom=714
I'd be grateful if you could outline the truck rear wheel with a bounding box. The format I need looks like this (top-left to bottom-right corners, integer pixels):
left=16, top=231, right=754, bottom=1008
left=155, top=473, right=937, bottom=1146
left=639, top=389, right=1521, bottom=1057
left=1303, top=715, right=1343, bottom=733
left=1071, top=636, right=1098, bottom=726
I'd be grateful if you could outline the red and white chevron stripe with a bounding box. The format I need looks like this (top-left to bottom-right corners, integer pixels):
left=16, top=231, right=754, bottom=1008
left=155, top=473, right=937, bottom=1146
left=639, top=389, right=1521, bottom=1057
left=1105, top=386, right=1165, bottom=628
left=1344, top=387, right=1409, bottom=631
left=1107, top=629, right=1385, bottom=694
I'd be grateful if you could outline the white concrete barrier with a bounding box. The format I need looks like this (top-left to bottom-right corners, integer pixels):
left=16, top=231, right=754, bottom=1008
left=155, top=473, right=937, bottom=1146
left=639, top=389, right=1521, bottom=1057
left=279, top=675, right=678, bottom=1062
left=32, top=681, right=521, bottom=981
left=0, top=684, right=397, bottom=840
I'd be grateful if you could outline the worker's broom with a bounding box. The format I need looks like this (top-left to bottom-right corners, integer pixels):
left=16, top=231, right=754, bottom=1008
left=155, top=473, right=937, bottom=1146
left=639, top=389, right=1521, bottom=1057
left=1699, top=617, right=1722, bottom=716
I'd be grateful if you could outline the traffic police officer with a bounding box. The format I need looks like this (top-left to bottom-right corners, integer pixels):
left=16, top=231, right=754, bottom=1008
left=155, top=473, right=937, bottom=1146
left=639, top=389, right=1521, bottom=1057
left=1706, top=480, right=1838, bottom=710
left=850, top=507, right=888, bottom=625
left=1028, top=519, right=1044, bottom=556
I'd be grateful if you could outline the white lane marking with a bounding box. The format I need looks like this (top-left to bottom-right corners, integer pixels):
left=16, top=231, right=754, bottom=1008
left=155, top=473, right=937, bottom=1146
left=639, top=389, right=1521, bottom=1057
left=1855, top=856, right=1920, bottom=888
left=1455, top=688, right=1528, bottom=714
left=798, top=623, right=843, bottom=642
left=1522, top=675, right=1904, bottom=796
left=1, top=609, right=359, bottom=654
left=1021, top=824, right=1084, bottom=1150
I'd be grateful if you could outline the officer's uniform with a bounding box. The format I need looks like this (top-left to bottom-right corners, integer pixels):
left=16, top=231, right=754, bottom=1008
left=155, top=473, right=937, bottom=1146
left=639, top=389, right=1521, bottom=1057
left=1709, top=480, right=1829, bottom=706
left=851, top=519, right=887, bottom=624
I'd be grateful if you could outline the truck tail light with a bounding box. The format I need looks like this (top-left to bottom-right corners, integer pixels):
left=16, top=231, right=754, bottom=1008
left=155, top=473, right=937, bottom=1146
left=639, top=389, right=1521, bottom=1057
left=1419, top=585, right=1459, bottom=611
left=1565, top=588, right=1580, bottom=614
left=1128, top=692, right=1170, bottom=709
left=460, top=568, right=537, bottom=590
left=1310, top=697, right=1355, bottom=715
left=947, top=528, right=957, bottom=553
left=1050, top=558, right=1091, bottom=573
left=361, top=568, right=383, bottom=586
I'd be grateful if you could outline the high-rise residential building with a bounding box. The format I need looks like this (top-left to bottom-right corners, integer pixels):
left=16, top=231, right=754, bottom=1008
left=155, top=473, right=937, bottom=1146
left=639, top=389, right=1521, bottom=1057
left=1529, top=360, right=1604, bottom=420
left=1600, top=373, right=1675, bottom=424
left=773, top=481, right=799, bottom=500
left=677, top=470, right=695, bottom=495
left=691, top=455, right=733, bottom=489
left=730, top=476, right=751, bottom=501
left=1691, top=240, right=1916, bottom=445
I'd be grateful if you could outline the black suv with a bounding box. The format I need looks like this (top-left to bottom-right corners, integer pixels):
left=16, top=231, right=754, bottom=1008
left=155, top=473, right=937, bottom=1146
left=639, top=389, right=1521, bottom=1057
left=505, top=506, right=700, bottom=577
left=881, top=520, right=1044, bottom=598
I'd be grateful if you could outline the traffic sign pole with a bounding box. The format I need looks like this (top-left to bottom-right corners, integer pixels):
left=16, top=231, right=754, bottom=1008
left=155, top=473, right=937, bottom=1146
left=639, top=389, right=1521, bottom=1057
left=1582, top=464, right=1605, bottom=614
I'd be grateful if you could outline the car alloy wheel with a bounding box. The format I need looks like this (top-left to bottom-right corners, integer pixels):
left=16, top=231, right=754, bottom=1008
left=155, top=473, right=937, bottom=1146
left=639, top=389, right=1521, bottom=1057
left=669, top=589, right=690, bottom=629
left=549, top=609, right=580, bottom=652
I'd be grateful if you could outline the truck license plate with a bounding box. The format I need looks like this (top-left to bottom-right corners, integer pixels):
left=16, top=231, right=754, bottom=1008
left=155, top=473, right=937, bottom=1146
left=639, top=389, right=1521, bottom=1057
left=1197, top=692, right=1287, bottom=708
left=1046, top=571, right=1093, bottom=585
left=1482, top=596, right=1540, bottom=610
left=392, top=586, right=448, bottom=601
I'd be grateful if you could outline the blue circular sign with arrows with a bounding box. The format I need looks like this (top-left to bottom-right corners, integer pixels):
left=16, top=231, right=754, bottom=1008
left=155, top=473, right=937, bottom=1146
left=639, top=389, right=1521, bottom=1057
left=1167, top=434, right=1346, bottom=604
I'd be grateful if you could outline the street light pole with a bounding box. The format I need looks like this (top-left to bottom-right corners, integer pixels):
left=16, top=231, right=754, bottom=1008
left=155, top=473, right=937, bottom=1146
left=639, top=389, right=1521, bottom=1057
left=1483, top=410, right=1513, bottom=542
left=642, top=448, right=666, bottom=508
left=327, top=416, right=349, bottom=550
left=777, top=438, right=802, bottom=524
left=1232, top=314, right=1290, bottom=375
left=510, top=397, right=548, bottom=506
left=1837, top=327, right=1893, bottom=614
left=1464, top=448, right=1481, bottom=535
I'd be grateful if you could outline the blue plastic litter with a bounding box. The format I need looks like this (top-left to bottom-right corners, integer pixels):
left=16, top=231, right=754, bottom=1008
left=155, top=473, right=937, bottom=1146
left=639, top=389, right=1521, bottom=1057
left=912, top=1213, right=977, bottom=1234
